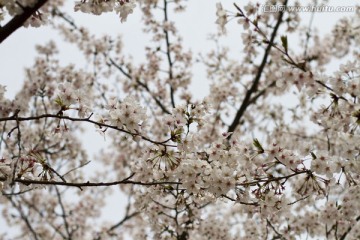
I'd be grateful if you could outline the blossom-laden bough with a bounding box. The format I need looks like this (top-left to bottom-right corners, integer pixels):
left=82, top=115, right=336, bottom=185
left=1, top=0, right=360, bottom=239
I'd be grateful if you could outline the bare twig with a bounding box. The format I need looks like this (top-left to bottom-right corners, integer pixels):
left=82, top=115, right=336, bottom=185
left=55, top=187, right=72, bottom=239
left=107, top=212, right=140, bottom=234
left=107, top=57, right=172, bottom=114
left=6, top=196, right=40, bottom=240
left=62, top=161, right=91, bottom=177
left=163, top=0, right=176, bottom=108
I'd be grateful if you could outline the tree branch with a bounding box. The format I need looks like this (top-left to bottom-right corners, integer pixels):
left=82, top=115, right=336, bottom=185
left=163, top=0, right=176, bottom=108
left=107, top=212, right=139, bottom=234
left=339, top=215, right=360, bottom=240
left=0, top=176, right=181, bottom=188
left=237, top=169, right=309, bottom=187
left=227, top=0, right=288, bottom=135
left=55, top=187, right=72, bottom=239
left=6, top=196, right=40, bottom=240
left=267, top=219, right=286, bottom=240
left=108, top=57, right=172, bottom=114
left=0, top=113, right=174, bottom=146
left=0, top=0, right=48, bottom=43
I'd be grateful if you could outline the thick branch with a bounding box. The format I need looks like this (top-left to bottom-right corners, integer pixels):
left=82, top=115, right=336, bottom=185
left=227, top=0, right=287, bottom=134
left=247, top=80, right=277, bottom=106
left=0, top=0, right=48, bottom=43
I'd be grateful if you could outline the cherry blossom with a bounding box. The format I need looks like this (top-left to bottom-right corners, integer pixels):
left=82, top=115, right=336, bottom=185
left=0, top=0, right=360, bottom=239
left=215, top=3, right=227, bottom=34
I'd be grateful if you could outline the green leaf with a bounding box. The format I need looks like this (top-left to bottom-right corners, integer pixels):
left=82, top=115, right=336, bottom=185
left=253, top=138, right=264, bottom=154
left=280, top=35, right=288, bottom=53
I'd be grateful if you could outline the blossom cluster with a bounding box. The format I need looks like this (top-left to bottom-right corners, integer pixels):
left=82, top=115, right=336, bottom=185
left=106, top=95, right=147, bottom=133
left=74, top=0, right=136, bottom=22
left=55, top=82, right=92, bottom=118
left=0, top=0, right=137, bottom=30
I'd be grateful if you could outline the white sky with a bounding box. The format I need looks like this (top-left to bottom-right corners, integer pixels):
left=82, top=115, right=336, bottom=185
left=0, top=0, right=357, bottom=237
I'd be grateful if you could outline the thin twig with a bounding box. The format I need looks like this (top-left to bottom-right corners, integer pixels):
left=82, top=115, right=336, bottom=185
left=55, top=186, right=72, bottom=239
left=0, top=113, right=174, bottom=146
left=163, top=0, right=176, bottom=108
left=5, top=196, right=40, bottom=240
left=62, top=161, right=91, bottom=177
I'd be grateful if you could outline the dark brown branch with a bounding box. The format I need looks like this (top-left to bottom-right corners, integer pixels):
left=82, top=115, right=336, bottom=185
left=247, top=80, right=277, bottom=106
left=0, top=0, right=48, bottom=44
left=339, top=215, right=360, bottom=240
left=0, top=176, right=181, bottom=188
left=227, top=0, right=288, bottom=135
left=315, top=80, right=347, bottom=102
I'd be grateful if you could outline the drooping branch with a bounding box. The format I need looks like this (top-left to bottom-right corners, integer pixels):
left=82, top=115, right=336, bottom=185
left=0, top=0, right=48, bottom=44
